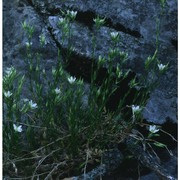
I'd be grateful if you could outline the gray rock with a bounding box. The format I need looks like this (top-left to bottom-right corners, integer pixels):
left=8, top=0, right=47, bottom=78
left=140, top=173, right=160, bottom=180
left=73, top=148, right=123, bottom=179
left=32, top=0, right=177, bottom=124
left=4, top=0, right=177, bottom=125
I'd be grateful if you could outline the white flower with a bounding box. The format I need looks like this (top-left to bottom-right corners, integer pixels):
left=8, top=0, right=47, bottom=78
left=132, top=105, right=141, bottom=114
left=120, top=51, right=128, bottom=57
left=4, top=91, right=12, bottom=98
left=5, top=67, right=14, bottom=76
left=52, top=68, right=56, bottom=75
left=43, top=69, right=46, bottom=74
left=68, top=76, right=76, bottom=84
left=22, top=20, right=27, bottom=29
left=149, top=125, right=159, bottom=133
left=109, top=48, right=119, bottom=57
left=5, top=67, right=12, bottom=75
left=13, top=124, right=23, bottom=133
left=67, top=10, right=77, bottom=19
left=59, top=17, right=66, bottom=24
left=55, top=88, right=61, bottom=94
left=29, top=100, right=38, bottom=109
left=23, top=98, right=29, bottom=102
left=93, top=18, right=105, bottom=24
left=26, top=42, right=33, bottom=47
left=110, top=32, right=119, bottom=39
left=158, top=64, right=166, bottom=71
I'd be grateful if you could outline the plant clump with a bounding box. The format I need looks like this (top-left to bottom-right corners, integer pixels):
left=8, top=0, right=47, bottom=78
left=3, top=10, right=171, bottom=179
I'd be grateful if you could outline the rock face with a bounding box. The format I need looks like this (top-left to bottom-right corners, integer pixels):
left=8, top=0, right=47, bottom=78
left=34, top=0, right=177, bottom=124
left=4, top=0, right=177, bottom=124
left=3, top=0, right=177, bottom=179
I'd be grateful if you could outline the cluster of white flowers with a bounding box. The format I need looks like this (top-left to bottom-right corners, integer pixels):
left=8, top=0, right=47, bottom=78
left=68, top=76, right=76, bottom=84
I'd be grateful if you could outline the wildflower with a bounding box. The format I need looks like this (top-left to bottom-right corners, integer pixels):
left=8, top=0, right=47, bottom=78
left=120, top=51, right=128, bottom=59
left=22, top=20, right=27, bottom=29
left=55, top=88, right=61, bottom=94
left=158, top=63, right=166, bottom=71
left=13, top=124, right=23, bottom=133
left=52, top=68, right=56, bottom=75
left=23, top=98, right=29, bottom=102
left=12, top=162, right=18, bottom=174
left=29, top=100, right=38, bottom=109
left=4, top=91, right=12, bottom=98
left=98, top=55, right=106, bottom=66
left=5, top=67, right=14, bottom=76
left=59, top=17, right=65, bottom=23
left=58, top=17, right=66, bottom=25
left=132, top=105, right=141, bottom=114
left=26, top=42, right=33, bottom=48
left=93, top=16, right=105, bottom=29
left=68, top=76, right=76, bottom=84
left=109, top=48, right=119, bottom=58
left=110, top=32, right=119, bottom=41
left=149, top=125, right=159, bottom=133
left=5, top=67, right=12, bottom=75
left=67, top=10, right=77, bottom=20
left=93, top=17, right=105, bottom=24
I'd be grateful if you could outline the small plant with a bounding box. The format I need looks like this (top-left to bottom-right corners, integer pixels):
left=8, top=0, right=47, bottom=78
left=3, top=10, right=172, bottom=179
